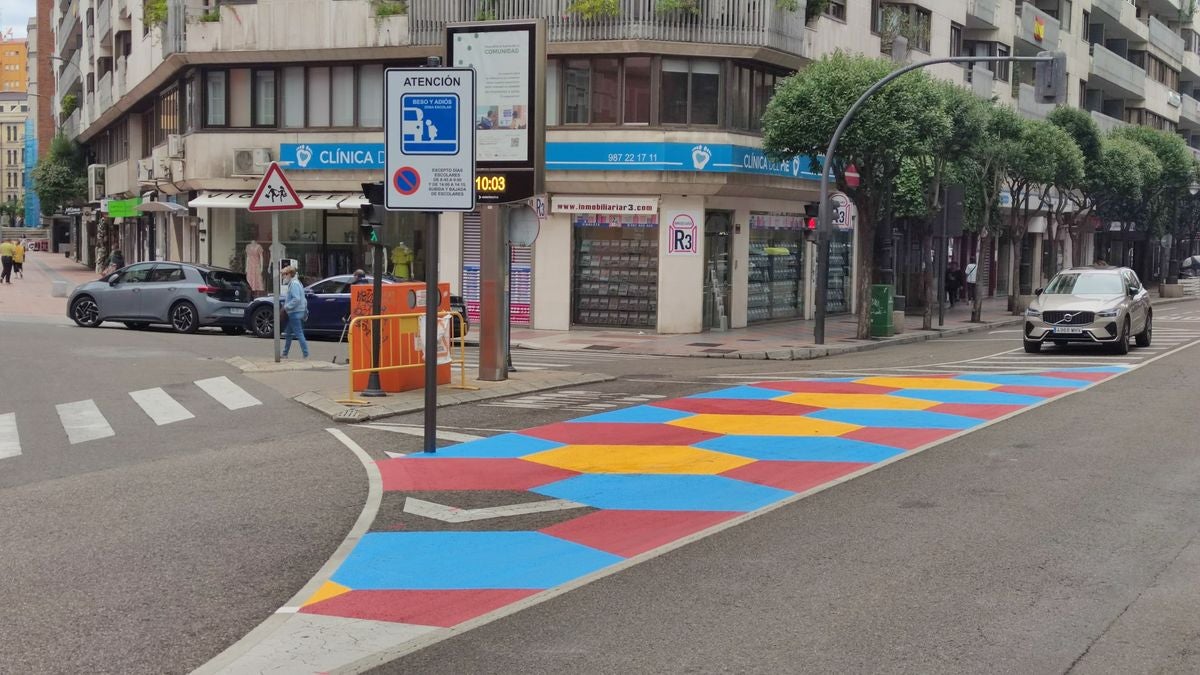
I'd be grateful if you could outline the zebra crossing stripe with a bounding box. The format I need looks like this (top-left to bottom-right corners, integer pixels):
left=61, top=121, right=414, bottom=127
left=56, top=399, right=115, bottom=445
left=130, top=387, right=195, bottom=426
left=195, top=376, right=262, bottom=410
left=0, top=413, right=19, bottom=460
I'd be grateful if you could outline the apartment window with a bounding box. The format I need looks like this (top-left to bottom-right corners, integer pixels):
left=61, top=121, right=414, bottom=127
left=623, top=57, right=651, bottom=124
left=141, top=111, right=153, bottom=158
left=182, top=76, right=196, bottom=133
left=358, top=64, right=384, bottom=127
left=1147, top=54, right=1179, bottom=90
left=1082, top=10, right=1089, bottom=40
left=1061, top=0, right=1072, bottom=33
left=331, top=66, right=355, bottom=127
left=591, top=58, right=620, bottom=124
left=307, top=67, right=331, bottom=127
left=155, top=87, right=179, bottom=147
left=950, top=23, right=964, bottom=59
left=253, top=69, right=275, bottom=126
left=825, top=0, right=847, bottom=21
left=281, top=66, right=304, bottom=128
left=563, top=59, right=591, bottom=124
left=662, top=59, right=720, bottom=125
left=112, top=122, right=128, bottom=162
left=229, top=68, right=252, bottom=127
left=546, top=61, right=560, bottom=126
left=996, top=44, right=1011, bottom=82
left=204, top=70, right=227, bottom=126
left=875, top=2, right=932, bottom=52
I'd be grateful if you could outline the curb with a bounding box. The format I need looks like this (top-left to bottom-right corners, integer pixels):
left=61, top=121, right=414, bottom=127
left=293, top=372, right=618, bottom=423
left=227, top=356, right=344, bottom=373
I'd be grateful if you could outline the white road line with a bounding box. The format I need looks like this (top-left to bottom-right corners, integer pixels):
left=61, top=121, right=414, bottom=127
left=0, top=413, right=19, bottom=459
left=359, top=424, right=483, bottom=443
left=195, top=376, right=261, bottom=410
left=129, top=387, right=195, bottom=426
left=56, top=399, right=115, bottom=445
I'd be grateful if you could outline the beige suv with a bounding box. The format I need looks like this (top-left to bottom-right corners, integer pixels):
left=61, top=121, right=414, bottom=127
left=1023, top=266, right=1152, bottom=355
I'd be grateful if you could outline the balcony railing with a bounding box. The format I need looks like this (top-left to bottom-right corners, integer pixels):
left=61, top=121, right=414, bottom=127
left=97, top=70, right=112, bottom=113
left=1090, top=43, right=1146, bottom=98
left=1017, top=82, right=1053, bottom=119
left=1090, top=109, right=1128, bottom=133
left=410, top=0, right=806, bottom=53
left=1015, top=2, right=1060, bottom=49
left=1149, top=16, right=1185, bottom=64
left=1090, top=0, right=1124, bottom=21
left=56, top=0, right=80, bottom=56
left=62, top=109, right=81, bottom=139
left=1181, top=94, right=1200, bottom=127
left=97, top=0, right=112, bottom=41
left=966, top=0, right=999, bottom=29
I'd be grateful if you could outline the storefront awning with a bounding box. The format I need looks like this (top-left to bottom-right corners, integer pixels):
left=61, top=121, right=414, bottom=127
left=135, top=201, right=188, bottom=213
left=188, top=191, right=367, bottom=210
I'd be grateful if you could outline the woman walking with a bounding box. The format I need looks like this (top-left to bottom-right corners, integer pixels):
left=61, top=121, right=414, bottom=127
left=281, top=265, right=309, bottom=359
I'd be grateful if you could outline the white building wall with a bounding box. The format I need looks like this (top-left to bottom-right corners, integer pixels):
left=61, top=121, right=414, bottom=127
left=657, top=195, right=705, bottom=334
left=532, top=213, right=572, bottom=331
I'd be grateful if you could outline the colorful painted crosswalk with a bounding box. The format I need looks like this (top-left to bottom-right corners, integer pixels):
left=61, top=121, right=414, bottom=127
left=300, top=367, right=1125, bottom=630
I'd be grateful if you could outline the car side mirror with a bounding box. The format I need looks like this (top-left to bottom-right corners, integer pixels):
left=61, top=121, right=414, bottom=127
left=1128, top=287, right=1137, bottom=297
left=1034, top=288, right=1043, bottom=296
left=108, top=275, right=119, bottom=285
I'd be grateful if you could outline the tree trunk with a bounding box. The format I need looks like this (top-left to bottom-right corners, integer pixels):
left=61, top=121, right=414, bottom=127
left=971, top=232, right=988, bottom=322
left=854, top=205, right=877, bottom=340
left=1009, top=235, right=1024, bottom=315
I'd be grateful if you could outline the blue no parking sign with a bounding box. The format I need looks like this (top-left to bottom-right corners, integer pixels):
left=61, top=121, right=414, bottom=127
left=401, top=94, right=460, bottom=155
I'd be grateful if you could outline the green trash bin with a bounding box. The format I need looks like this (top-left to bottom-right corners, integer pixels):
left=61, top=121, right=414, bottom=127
left=869, top=285, right=894, bottom=338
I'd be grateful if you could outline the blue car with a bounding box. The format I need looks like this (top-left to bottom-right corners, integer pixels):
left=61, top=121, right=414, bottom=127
left=243, top=274, right=469, bottom=339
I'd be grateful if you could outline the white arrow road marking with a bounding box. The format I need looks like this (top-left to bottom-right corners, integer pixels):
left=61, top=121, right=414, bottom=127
left=56, top=399, right=115, bottom=444
left=359, top=424, right=483, bottom=443
left=403, top=496, right=587, bottom=523
left=0, top=413, right=19, bottom=459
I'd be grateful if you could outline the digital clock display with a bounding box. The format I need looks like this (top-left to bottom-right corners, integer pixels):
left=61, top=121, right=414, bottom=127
left=476, top=175, right=508, bottom=193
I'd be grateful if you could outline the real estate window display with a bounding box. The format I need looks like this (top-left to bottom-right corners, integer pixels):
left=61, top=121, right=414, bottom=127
left=572, top=215, right=659, bottom=328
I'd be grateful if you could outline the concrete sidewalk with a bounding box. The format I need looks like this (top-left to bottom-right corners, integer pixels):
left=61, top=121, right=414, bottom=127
left=0, top=251, right=98, bottom=320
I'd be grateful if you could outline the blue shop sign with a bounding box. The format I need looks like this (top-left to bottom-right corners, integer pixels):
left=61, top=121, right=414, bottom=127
left=278, top=143, right=385, bottom=170
left=545, top=142, right=823, bottom=180
left=278, top=140, right=820, bottom=180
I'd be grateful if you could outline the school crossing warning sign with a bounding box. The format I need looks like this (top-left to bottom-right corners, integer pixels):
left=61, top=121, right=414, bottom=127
left=384, top=68, right=476, bottom=212
left=247, top=162, right=303, bottom=212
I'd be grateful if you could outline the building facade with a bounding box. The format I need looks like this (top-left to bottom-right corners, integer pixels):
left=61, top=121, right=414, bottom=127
left=0, top=37, right=28, bottom=93
left=53, top=0, right=1200, bottom=333
left=0, top=93, right=29, bottom=220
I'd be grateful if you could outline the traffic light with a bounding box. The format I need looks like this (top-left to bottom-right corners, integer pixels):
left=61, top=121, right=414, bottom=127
left=803, top=201, right=821, bottom=230
left=360, top=181, right=384, bottom=244
left=1035, top=51, right=1068, bottom=105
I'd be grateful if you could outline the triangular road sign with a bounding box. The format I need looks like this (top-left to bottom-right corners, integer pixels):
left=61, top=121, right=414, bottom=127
left=248, top=162, right=303, bottom=211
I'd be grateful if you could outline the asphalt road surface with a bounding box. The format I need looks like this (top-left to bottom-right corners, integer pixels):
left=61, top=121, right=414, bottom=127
left=5, top=299, right=1200, bottom=672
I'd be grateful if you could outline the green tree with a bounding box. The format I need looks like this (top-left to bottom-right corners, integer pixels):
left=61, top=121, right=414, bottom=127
left=762, top=52, right=950, bottom=338
left=31, top=134, right=87, bottom=216
left=1109, top=125, right=1193, bottom=278
left=1046, top=106, right=1101, bottom=275
left=1001, top=119, right=1083, bottom=312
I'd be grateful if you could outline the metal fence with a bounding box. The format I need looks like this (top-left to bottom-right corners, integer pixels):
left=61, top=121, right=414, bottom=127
left=411, top=0, right=806, bottom=52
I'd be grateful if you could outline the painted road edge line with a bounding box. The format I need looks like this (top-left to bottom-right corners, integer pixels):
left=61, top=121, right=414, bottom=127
left=330, top=338, right=1200, bottom=674
left=192, top=428, right=382, bottom=675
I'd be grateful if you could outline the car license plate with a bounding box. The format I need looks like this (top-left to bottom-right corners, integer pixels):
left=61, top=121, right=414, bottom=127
left=1053, top=327, right=1083, bottom=334
left=230, top=308, right=244, bottom=316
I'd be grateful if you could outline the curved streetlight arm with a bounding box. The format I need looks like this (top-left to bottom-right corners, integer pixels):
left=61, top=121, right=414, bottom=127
left=812, top=53, right=1058, bottom=344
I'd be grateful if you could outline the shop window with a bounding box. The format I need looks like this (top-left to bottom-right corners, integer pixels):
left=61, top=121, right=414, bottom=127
left=229, top=68, right=252, bottom=128
left=204, top=71, right=227, bottom=127
left=624, top=57, right=651, bottom=124
left=253, top=69, right=276, bottom=127
left=662, top=59, right=720, bottom=126
left=564, top=59, right=590, bottom=124
left=573, top=217, right=659, bottom=328
left=281, top=66, right=305, bottom=129
left=358, top=65, right=384, bottom=127
left=825, top=0, right=846, bottom=20
left=592, top=58, right=620, bottom=124
left=307, top=67, right=331, bottom=127
left=546, top=61, right=560, bottom=126
left=748, top=213, right=806, bottom=323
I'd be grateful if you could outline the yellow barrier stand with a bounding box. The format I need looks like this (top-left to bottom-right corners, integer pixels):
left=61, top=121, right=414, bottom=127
left=337, top=310, right=477, bottom=406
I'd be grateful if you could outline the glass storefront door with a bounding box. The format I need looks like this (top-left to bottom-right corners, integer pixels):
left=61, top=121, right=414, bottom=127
left=747, top=212, right=805, bottom=323
left=703, top=211, right=732, bottom=331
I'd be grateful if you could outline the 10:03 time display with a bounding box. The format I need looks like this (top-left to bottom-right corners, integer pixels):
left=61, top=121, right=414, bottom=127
left=475, top=175, right=507, bottom=192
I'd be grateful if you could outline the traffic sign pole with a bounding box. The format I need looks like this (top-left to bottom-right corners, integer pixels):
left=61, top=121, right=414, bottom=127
left=272, top=214, right=281, bottom=363
left=423, top=211, right=439, bottom=453
left=247, top=161, right=304, bottom=363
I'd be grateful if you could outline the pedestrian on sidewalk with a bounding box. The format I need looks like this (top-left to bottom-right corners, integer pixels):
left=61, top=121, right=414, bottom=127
left=0, top=238, right=13, bottom=284
left=281, top=265, right=309, bottom=359
left=12, top=239, right=25, bottom=279
left=945, top=261, right=964, bottom=308
left=351, top=269, right=367, bottom=285
left=965, top=257, right=978, bottom=302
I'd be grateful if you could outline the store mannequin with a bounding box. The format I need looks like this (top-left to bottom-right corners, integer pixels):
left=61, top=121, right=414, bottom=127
left=392, top=242, right=413, bottom=279
left=245, top=240, right=264, bottom=292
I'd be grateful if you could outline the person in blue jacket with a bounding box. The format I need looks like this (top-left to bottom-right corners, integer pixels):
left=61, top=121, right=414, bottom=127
left=281, top=266, right=309, bottom=359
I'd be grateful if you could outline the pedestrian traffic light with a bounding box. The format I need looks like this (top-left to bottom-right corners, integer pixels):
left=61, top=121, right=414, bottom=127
left=1035, top=51, right=1068, bottom=105
left=360, top=181, right=384, bottom=245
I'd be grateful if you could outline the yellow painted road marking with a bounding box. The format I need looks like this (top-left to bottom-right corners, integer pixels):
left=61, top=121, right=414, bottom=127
left=525, top=444, right=754, bottom=475
left=670, top=414, right=860, bottom=437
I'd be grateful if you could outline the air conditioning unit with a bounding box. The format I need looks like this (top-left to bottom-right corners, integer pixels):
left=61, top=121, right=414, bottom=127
left=167, top=134, right=184, bottom=159
left=157, top=157, right=172, bottom=180
left=1169, top=92, right=1183, bottom=108
left=233, top=148, right=271, bottom=176
left=137, top=157, right=155, bottom=183
left=87, top=164, right=106, bottom=202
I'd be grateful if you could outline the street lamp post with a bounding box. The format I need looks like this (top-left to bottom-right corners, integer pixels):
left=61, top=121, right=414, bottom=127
left=813, top=52, right=1064, bottom=344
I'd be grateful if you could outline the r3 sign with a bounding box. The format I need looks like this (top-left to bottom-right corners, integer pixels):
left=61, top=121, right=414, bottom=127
left=668, top=214, right=698, bottom=255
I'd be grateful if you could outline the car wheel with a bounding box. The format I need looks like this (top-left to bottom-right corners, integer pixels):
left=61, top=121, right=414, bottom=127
left=1135, top=313, right=1152, bottom=347
left=170, top=301, right=199, bottom=334
left=124, top=321, right=149, bottom=330
left=250, top=305, right=274, bottom=338
left=221, top=326, right=246, bottom=336
left=1112, top=318, right=1130, bottom=355
left=70, top=296, right=102, bottom=327
left=1023, top=339, right=1041, bottom=354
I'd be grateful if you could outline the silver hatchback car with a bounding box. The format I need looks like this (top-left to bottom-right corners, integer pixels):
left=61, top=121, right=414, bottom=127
left=68, top=262, right=252, bottom=334
left=1023, top=266, right=1152, bottom=355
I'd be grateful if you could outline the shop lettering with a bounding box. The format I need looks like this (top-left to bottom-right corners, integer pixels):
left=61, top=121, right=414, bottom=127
left=741, top=153, right=790, bottom=174
left=404, top=76, right=462, bottom=87
left=673, top=228, right=693, bottom=252
left=318, top=149, right=385, bottom=166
